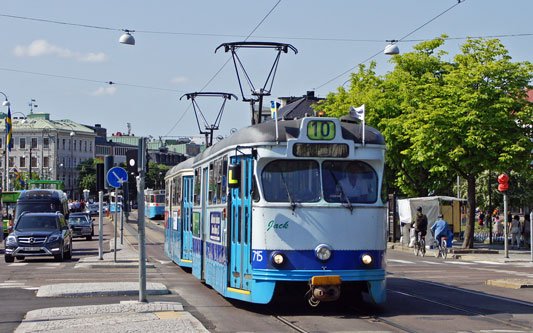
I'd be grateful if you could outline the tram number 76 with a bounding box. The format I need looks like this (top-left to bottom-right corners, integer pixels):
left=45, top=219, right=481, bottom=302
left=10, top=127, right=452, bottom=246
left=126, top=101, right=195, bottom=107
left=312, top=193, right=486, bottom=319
left=252, top=250, right=264, bottom=262
left=307, top=120, right=335, bottom=140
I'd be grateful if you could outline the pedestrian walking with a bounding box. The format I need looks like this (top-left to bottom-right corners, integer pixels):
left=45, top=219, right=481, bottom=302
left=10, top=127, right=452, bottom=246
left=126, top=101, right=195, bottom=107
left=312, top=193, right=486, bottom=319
left=494, top=217, right=503, bottom=237
left=522, top=214, right=531, bottom=248
left=479, top=212, right=485, bottom=227
left=510, top=215, right=521, bottom=249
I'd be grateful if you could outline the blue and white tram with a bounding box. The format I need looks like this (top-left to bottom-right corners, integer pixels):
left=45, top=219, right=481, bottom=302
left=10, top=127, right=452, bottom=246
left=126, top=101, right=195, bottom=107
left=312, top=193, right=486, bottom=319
left=144, top=189, right=165, bottom=219
left=164, top=116, right=387, bottom=305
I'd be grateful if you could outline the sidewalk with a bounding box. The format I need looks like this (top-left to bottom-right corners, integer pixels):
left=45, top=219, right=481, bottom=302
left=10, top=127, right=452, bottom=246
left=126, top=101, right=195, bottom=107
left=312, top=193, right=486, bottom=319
left=15, top=216, right=210, bottom=333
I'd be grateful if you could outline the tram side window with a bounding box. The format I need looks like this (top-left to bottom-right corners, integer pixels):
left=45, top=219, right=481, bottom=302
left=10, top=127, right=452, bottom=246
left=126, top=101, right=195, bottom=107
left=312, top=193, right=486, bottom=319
left=174, top=177, right=181, bottom=206
left=165, top=180, right=171, bottom=208
left=322, top=160, right=378, bottom=204
left=261, top=160, right=320, bottom=203
left=193, top=168, right=201, bottom=206
left=220, top=156, right=228, bottom=203
left=208, top=162, right=215, bottom=204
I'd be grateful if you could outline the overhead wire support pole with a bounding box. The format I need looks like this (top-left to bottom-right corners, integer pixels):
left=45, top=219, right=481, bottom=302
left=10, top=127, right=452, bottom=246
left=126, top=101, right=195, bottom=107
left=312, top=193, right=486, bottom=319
left=215, top=41, right=297, bottom=126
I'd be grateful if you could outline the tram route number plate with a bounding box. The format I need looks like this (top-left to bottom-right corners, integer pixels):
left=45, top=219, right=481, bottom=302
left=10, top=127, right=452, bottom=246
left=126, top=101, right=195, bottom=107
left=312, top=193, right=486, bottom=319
left=307, top=120, right=335, bottom=140
left=311, top=275, right=341, bottom=286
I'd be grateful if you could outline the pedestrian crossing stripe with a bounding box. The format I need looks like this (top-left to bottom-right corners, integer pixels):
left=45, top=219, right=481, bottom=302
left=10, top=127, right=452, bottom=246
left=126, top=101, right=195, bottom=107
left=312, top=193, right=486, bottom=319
left=387, top=259, right=415, bottom=264
left=446, top=261, right=473, bottom=265
left=8, top=263, right=28, bottom=266
left=472, top=261, right=505, bottom=265
left=419, top=261, right=443, bottom=265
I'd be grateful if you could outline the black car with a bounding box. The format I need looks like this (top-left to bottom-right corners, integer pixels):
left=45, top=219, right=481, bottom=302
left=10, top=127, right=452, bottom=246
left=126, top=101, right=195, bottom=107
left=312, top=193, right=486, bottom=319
left=4, top=212, right=73, bottom=262
left=68, top=212, right=94, bottom=240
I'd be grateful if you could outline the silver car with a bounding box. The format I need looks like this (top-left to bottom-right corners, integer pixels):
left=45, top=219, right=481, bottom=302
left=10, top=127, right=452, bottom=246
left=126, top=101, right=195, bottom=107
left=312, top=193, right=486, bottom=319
left=68, top=213, right=94, bottom=241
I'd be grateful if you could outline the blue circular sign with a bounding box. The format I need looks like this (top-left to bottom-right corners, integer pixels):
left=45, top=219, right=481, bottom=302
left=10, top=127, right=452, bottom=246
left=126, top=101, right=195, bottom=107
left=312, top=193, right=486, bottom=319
left=107, top=167, right=128, bottom=188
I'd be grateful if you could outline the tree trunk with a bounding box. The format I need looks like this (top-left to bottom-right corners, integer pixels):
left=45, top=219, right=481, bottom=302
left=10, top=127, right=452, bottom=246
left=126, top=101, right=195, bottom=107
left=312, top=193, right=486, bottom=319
left=462, top=175, right=476, bottom=248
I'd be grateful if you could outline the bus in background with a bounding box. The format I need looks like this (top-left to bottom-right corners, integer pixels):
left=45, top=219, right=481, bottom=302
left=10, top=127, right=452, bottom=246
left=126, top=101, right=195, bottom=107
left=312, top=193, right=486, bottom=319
left=2, top=191, right=23, bottom=237
left=144, top=189, right=165, bottom=219
left=28, top=180, right=64, bottom=190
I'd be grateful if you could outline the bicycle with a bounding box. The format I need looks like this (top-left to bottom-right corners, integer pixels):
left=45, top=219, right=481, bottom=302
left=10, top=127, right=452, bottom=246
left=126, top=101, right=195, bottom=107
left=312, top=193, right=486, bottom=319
left=434, top=236, right=448, bottom=259
left=414, top=234, right=426, bottom=257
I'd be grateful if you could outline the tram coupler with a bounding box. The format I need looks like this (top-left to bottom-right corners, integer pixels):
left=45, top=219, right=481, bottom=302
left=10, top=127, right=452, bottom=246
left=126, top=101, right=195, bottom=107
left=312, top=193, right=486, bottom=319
left=307, top=275, right=341, bottom=307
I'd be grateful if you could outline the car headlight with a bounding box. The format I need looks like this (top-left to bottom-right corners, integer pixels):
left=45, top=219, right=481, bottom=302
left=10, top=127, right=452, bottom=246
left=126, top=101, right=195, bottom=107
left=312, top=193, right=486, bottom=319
left=315, top=244, right=332, bottom=261
left=47, top=234, right=60, bottom=242
left=6, top=235, right=17, bottom=246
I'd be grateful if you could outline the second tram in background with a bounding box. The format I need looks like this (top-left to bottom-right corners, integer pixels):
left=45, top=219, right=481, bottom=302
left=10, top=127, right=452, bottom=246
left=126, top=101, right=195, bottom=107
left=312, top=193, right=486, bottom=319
left=144, top=189, right=165, bottom=219
left=164, top=116, right=387, bottom=306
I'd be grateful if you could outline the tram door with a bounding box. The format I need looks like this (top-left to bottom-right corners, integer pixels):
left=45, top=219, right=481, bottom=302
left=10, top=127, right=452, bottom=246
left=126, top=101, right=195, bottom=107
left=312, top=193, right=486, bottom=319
left=228, top=155, right=253, bottom=291
left=182, top=176, right=193, bottom=262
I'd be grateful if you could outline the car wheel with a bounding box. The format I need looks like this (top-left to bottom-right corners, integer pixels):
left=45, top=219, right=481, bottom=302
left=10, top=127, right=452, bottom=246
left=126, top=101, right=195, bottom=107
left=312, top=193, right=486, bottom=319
left=5, top=254, right=14, bottom=263
left=65, top=241, right=72, bottom=260
left=16, top=256, right=25, bottom=261
left=54, top=245, right=65, bottom=262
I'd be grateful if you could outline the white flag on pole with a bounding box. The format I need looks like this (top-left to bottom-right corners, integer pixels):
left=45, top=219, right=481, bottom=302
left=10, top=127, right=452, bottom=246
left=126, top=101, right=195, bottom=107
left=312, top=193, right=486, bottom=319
left=349, top=104, right=365, bottom=121
left=349, top=104, right=366, bottom=146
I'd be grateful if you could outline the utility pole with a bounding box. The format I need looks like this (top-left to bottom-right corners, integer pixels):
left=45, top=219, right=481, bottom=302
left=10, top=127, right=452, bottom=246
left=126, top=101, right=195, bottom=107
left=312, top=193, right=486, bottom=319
left=137, top=137, right=147, bottom=302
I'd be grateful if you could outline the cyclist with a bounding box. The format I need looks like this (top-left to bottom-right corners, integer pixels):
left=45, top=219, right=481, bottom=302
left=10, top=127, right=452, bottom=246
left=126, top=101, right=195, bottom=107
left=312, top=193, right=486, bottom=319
left=431, top=214, right=450, bottom=249
left=411, top=206, right=428, bottom=247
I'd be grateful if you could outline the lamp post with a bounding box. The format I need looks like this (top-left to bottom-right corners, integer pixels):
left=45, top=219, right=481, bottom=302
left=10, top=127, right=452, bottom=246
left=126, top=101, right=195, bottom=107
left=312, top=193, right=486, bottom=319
left=70, top=131, right=75, bottom=199
left=1, top=91, right=10, bottom=191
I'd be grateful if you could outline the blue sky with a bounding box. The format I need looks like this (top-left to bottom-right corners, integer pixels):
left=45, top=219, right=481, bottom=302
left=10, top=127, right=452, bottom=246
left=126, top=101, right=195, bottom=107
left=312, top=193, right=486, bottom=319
left=1, top=0, right=532, bottom=141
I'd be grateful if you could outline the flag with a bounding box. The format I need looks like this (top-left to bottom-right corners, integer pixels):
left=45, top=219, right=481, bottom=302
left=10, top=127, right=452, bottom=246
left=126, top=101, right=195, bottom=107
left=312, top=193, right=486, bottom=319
left=349, top=104, right=365, bottom=121
left=5, top=106, right=13, bottom=152
left=270, top=101, right=277, bottom=119
left=13, top=168, right=24, bottom=186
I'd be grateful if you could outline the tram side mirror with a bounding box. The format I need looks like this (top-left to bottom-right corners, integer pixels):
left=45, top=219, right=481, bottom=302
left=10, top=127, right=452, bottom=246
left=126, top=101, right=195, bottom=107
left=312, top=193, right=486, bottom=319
left=228, top=163, right=241, bottom=189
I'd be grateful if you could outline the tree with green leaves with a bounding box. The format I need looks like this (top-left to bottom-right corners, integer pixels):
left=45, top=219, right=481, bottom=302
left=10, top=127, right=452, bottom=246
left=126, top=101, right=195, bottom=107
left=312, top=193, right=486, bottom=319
left=317, top=37, right=533, bottom=248
left=77, top=158, right=103, bottom=197
left=145, top=162, right=170, bottom=190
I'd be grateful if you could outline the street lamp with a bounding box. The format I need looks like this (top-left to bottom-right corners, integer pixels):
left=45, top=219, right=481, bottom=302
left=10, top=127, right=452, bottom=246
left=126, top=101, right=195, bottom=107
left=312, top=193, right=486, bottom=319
left=119, top=29, right=135, bottom=45
left=1, top=91, right=10, bottom=191
left=384, top=40, right=400, bottom=55
left=70, top=131, right=75, bottom=199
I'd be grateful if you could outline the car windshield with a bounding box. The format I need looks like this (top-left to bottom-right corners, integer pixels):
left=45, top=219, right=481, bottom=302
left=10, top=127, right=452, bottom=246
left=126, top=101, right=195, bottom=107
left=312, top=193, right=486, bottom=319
left=16, top=215, right=59, bottom=231
left=261, top=160, right=321, bottom=203
left=69, top=215, right=89, bottom=224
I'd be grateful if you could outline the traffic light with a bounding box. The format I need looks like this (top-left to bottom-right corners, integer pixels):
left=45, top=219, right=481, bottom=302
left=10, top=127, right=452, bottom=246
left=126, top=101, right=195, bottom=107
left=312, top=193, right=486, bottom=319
left=126, top=149, right=138, bottom=175
left=498, top=173, right=509, bottom=192
left=104, top=155, right=114, bottom=190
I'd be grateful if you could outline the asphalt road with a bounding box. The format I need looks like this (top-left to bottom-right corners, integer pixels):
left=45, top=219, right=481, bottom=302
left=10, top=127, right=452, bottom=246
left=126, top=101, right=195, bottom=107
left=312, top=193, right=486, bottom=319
left=1, top=212, right=532, bottom=332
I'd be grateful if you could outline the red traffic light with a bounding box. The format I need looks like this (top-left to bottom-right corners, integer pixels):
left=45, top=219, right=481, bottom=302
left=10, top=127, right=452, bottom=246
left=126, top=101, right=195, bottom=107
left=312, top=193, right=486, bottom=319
left=498, top=173, right=509, bottom=192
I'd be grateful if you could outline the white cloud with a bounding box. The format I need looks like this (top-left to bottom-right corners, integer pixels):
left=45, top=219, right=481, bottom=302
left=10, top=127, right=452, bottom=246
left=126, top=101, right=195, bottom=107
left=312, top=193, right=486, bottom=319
left=170, top=76, right=188, bottom=84
left=90, top=86, right=117, bottom=96
left=13, top=39, right=107, bottom=63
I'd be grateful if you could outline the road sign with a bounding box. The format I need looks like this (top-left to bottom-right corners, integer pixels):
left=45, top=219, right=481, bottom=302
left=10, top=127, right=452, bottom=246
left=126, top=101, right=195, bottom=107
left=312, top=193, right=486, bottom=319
left=107, top=167, right=128, bottom=188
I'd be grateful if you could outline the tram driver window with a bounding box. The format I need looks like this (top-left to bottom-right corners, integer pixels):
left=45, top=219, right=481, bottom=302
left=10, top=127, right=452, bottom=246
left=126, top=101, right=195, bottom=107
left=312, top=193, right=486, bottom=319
left=322, top=161, right=378, bottom=204
left=193, top=168, right=201, bottom=206
left=261, top=160, right=320, bottom=203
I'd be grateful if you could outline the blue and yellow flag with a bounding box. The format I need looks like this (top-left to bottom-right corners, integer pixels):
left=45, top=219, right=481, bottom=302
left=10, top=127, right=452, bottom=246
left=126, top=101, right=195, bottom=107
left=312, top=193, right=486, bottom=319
left=13, top=168, right=24, bottom=186
left=6, top=106, right=13, bottom=152
left=270, top=101, right=277, bottom=119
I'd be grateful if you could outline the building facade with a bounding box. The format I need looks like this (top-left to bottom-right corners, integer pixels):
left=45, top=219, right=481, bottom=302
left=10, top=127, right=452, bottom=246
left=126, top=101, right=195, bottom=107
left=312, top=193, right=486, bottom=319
left=0, top=112, right=96, bottom=199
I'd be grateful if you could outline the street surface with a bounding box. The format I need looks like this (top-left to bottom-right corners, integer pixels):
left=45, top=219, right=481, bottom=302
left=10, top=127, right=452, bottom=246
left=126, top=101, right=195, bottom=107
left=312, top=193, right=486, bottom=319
left=0, top=211, right=532, bottom=332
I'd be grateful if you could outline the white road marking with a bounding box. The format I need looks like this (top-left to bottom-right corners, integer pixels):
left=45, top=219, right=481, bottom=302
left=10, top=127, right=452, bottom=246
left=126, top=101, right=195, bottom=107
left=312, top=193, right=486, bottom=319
left=387, top=259, right=415, bottom=264
left=419, top=261, right=443, bottom=265
left=445, top=261, right=473, bottom=265
left=472, top=261, right=506, bottom=265
left=8, top=263, right=28, bottom=266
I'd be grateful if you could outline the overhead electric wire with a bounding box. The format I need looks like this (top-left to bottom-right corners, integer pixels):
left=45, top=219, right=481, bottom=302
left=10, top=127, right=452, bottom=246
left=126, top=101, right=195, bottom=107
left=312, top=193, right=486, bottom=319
left=0, top=67, right=187, bottom=93
left=163, top=0, right=283, bottom=137
left=314, top=0, right=465, bottom=91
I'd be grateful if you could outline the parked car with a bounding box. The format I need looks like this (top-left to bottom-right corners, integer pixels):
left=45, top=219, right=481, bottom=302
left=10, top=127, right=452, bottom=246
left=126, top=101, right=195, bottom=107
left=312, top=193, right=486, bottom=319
left=4, top=212, right=72, bottom=262
left=68, top=213, right=94, bottom=240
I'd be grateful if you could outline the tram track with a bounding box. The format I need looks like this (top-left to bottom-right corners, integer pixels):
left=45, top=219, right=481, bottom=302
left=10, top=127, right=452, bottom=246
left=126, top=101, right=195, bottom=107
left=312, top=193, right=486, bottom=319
left=389, top=288, right=532, bottom=331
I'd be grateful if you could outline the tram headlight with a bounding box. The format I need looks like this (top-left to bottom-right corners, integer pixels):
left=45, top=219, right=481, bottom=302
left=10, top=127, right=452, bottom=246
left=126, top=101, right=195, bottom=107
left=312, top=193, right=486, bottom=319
left=361, top=254, right=373, bottom=265
left=271, top=252, right=285, bottom=265
left=315, top=244, right=332, bottom=261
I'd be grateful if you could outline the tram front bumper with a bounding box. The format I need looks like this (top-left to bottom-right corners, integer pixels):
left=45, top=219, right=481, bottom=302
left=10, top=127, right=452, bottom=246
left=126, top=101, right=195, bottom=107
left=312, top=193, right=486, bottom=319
left=308, top=275, right=341, bottom=302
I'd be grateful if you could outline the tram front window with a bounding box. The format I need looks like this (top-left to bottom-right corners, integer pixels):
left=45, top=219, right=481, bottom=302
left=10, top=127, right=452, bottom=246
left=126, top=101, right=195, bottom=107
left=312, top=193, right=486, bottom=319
left=322, top=161, right=378, bottom=203
left=262, top=160, right=320, bottom=203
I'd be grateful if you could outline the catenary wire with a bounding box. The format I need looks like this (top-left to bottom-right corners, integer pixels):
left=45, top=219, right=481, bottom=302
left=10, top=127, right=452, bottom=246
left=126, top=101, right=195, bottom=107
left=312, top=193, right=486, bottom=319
left=163, top=0, right=283, bottom=137
left=313, top=0, right=465, bottom=91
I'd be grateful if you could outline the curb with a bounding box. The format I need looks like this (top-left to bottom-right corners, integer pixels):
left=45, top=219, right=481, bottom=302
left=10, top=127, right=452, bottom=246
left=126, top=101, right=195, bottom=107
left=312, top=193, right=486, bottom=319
left=486, top=279, right=533, bottom=289
left=36, top=282, right=170, bottom=297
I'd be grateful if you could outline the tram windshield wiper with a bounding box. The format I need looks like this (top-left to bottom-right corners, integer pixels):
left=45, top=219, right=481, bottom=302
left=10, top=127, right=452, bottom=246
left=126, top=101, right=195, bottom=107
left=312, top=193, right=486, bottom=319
left=277, top=166, right=296, bottom=211
left=328, top=168, right=353, bottom=213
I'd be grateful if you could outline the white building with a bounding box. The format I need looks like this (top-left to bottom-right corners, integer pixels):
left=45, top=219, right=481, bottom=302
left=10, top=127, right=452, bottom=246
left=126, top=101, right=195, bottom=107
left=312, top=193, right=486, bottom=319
left=0, top=112, right=96, bottom=199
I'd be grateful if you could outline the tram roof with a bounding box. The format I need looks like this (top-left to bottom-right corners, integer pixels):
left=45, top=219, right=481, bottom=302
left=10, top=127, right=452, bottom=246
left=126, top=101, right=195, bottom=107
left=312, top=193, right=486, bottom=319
left=166, top=156, right=194, bottom=176
left=195, top=117, right=385, bottom=161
